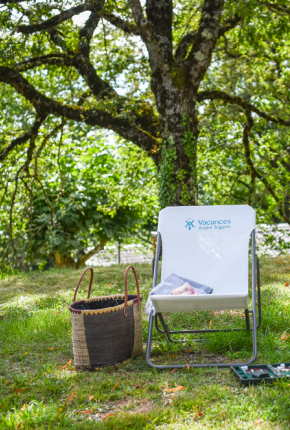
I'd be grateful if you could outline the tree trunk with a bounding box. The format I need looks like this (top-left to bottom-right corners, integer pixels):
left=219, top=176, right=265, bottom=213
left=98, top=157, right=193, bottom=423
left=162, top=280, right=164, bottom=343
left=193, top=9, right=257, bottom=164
left=54, top=250, right=76, bottom=269
left=75, top=238, right=108, bottom=269
left=154, top=81, right=199, bottom=207
left=54, top=238, right=108, bottom=269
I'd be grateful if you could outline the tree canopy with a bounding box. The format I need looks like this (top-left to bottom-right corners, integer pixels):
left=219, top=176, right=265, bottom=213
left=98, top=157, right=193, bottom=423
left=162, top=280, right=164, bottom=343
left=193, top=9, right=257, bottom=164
left=1, top=0, right=290, bottom=231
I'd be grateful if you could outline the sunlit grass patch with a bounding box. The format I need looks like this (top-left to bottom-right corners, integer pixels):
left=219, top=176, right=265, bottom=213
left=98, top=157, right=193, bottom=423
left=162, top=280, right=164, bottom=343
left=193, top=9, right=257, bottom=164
left=0, top=260, right=290, bottom=428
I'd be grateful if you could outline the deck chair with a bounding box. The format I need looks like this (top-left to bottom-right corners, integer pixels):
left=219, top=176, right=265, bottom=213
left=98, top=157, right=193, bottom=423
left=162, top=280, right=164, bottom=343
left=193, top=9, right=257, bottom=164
left=146, top=205, right=261, bottom=369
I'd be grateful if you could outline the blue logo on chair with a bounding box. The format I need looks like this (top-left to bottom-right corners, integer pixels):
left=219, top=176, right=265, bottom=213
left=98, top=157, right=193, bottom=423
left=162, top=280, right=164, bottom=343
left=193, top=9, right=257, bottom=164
left=185, top=218, right=194, bottom=230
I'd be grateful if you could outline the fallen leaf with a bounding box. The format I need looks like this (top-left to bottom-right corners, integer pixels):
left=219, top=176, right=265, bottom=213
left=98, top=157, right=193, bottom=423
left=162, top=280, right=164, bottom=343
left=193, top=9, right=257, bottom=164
left=102, top=412, right=115, bottom=421
left=164, top=383, right=185, bottom=393
left=254, top=419, right=264, bottom=425
left=186, top=363, right=190, bottom=370
left=83, top=377, right=89, bottom=382
left=209, top=320, right=212, bottom=329
left=21, top=404, right=27, bottom=411
left=16, top=422, right=23, bottom=430
left=285, top=282, right=289, bottom=287
left=77, top=410, right=93, bottom=415
left=62, top=359, right=72, bottom=370
left=281, top=331, right=289, bottom=340
left=68, top=392, right=75, bottom=402
left=88, top=395, right=93, bottom=400
left=185, top=349, right=193, bottom=353
left=197, top=410, right=202, bottom=417
left=16, top=388, right=29, bottom=393
left=47, top=347, right=55, bottom=351
left=134, top=384, right=141, bottom=389
left=111, top=382, right=119, bottom=392
left=170, top=368, right=178, bottom=374
left=169, top=354, right=175, bottom=358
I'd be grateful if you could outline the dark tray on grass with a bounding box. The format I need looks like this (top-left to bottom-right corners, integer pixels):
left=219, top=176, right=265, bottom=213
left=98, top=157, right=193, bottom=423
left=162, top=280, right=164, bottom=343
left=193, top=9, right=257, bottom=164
left=231, top=363, right=290, bottom=385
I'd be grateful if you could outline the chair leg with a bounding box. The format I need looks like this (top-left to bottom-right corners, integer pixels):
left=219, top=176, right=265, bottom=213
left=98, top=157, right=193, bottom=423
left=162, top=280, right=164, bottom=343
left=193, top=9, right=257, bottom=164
left=157, top=313, right=172, bottom=342
left=146, top=309, right=258, bottom=369
left=245, top=309, right=250, bottom=331
left=256, top=256, right=262, bottom=329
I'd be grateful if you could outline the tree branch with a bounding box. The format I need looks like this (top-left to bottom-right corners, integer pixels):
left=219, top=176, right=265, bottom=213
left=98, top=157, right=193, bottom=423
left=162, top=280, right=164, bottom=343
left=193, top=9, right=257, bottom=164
left=72, top=10, right=116, bottom=100
left=0, top=0, right=24, bottom=3
left=0, top=113, right=47, bottom=161
left=175, top=31, right=197, bottom=65
left=174, top=13, right=240, bottom=66
left=218, top=14, right=241, bottom=38
left=259, top=1, right=290, bottom=16
left=100, top=11, right=140, bottom=35
left=15, top=53, right=70, bottom=72
left=146, top=0, right=173, bottom=61
left=0, top=66, right=160, bottom=159
left=47, top=28, right=69, bottom=51
left=197, top=90, right=290, bottom=126
left=75, top=238, right=109, bottom=269
left=16, top=4, right=88, bottom=35
left=185, top=0, right=225, bottom=94
left=128, top=0, right=145, bottom=25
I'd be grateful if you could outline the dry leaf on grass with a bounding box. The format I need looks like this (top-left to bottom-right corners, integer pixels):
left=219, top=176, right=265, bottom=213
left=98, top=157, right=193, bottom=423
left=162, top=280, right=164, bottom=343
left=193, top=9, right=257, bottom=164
left=169, top=354, right=175, bottom=358
left=170, top=368, right=178, bottom=374
left=102, top=412, right=115, bottom=421
left=16, top=422, right=23, bottom=430
left=68, top=392, right=75, bottom=402
left=111, top=382, right=119, bottom=392
left=281, top=331, right=289, bottom=340
left=195, top=405, right=202, bottom=418
left=47, top=347, right=55, bottom=351
left=254, top=419, right=264, bottom=425
left=83, top=377, right=89, bottom=382
left=164, top=383, right=185, bottom=393
left=209, top=320, right=212, bottom=329
left=62, top=359, right=72, bottom=370
left=134, top=384, right=141, bottom=389
left=285, top=282, right=289, bottom=287
left=16, top=388, right=29, bottom=393
left=88, top=395, right=94, bottom=400
left=77, top=410, right=93, bottom=415
left=186, top=364, right=190, bottom=370
left=21, top=404, right=27, bottom=410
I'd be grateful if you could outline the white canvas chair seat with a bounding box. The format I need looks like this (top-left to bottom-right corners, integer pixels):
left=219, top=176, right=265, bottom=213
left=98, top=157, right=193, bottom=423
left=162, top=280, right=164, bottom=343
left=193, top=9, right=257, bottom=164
left=151, top=293, right=248, bottom=313
left=146, top=204, right=260, bottom=369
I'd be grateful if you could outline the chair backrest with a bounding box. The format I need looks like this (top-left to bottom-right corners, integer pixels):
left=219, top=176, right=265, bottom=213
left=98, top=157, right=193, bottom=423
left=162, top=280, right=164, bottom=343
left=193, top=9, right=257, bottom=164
left=158, top=205, right=255, bottom=295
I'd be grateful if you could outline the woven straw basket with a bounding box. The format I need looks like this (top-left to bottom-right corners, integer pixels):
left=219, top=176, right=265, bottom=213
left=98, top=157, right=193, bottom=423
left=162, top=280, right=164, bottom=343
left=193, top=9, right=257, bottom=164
left=69, top=265, right=143, bottom=369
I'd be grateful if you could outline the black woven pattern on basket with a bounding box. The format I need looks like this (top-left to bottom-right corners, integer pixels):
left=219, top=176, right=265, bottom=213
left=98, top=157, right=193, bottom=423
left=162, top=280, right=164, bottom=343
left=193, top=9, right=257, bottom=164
left=83, top=304, right=135, bottom=367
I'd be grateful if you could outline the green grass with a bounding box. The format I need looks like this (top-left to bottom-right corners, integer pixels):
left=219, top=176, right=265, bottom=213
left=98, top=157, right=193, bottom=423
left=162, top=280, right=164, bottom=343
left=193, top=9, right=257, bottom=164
left=0, top=257, right=290, bottom=429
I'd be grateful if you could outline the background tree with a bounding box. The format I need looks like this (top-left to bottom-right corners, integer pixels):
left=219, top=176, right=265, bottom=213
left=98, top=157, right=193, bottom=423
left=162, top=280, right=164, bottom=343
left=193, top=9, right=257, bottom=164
left=0, top=120, right=158, bottom=270
left=1, top=0, right=290, bottom=267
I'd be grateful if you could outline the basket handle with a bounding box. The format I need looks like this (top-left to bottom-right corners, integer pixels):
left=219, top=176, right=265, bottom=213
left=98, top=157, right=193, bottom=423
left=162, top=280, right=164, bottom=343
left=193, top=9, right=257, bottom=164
left=124, top=265, right=141, bottom=317
left=73, top=267, right=94, bottom=302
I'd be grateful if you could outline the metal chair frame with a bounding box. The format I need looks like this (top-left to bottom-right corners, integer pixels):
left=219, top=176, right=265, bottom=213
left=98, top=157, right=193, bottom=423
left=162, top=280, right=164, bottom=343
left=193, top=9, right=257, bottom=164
left=146, top=229, right=261, bottom=369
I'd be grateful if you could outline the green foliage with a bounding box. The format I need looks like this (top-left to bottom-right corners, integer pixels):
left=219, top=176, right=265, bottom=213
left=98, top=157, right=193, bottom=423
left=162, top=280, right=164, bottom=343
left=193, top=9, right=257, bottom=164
left=197, top=1, right=290, bottom=224
left=1, top=0, right=290, bottom=259
left=0, top=125, right=158, bottom=270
